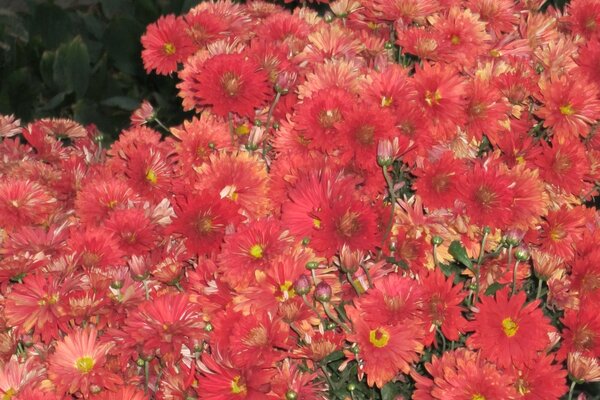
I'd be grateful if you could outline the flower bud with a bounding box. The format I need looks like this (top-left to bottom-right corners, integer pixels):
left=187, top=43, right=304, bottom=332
left=305, top=261, right=319, bottom=270
left=514, top=246, right=530, bottom=262
left=504, top=229, right=524, bottom=247
left=314, top=281, right=332, bottom=303
left=347, top=383, right=357, bottom=391
left=338, top=245, right=362, bottom=274
left=286, top=390, right=298, bottom=400
left=293, top=274, right=311, bottom=296
left=377, top=138, right=399, bottom=167
left=431, top=236, right=443, bottom=246
left=246, top=125, right=265, bottom=151
left=275, top=72, right=297, bottom=95
left=324, top=11, right=334, bottom=23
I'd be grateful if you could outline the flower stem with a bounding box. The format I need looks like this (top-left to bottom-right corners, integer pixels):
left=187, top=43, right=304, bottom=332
left=360, top=264, right=374, bottom=289
left=536, top=278, right=544, bottom=300
left=567, top=380, right=576, bottom=400
left=511, top=260, right=520, bottom=295
left=382, top=166, right=397, bottom=245
left=323, top=304, right=351, bottom=332
left=320, top=364, right=335, bottom=391
left=346, top=272, right=363, bottom=296
left=437, top=326, right=446, bottom=352
left=152, top=117, right=170, bottom=134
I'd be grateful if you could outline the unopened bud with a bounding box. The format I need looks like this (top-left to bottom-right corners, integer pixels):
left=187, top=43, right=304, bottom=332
left=286, top=390, right=298, bottom=400
left=377, top=138, right=399, bottom=167
left=324, top=11, right=334, bottom=23
left=431, top=236, right=443, bottom=246
left=338, top=245, right=362, bottom=274
left=306, top=261, right=319, bottom=270
left=294, top=274, right=311, bottom=296
left=504, top=229, right=524, bottom=247
left=514, top=246, right=530, bottom=262
left=314, top=281, right=332, bottom=303
left=246, top=125, right=265, bottom=151
left=275, top=72, right=297, bottom=95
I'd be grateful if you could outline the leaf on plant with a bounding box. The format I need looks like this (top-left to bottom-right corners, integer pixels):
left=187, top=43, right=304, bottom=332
left=448, top=240, right=473, bottom=270
left=53, top=36, right=91, bottom=98
left=484, top=282, right=507, bottom=296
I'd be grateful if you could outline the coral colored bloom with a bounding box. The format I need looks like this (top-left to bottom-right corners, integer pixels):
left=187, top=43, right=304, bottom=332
left=345, top=307, right=424, bottom=388
left=467, top=288, right=554, bottom=368
left=141, top=15, right=196, bottom=75
left=558, top=307, right=600, bottom=360
left=48, top=328, right=122, bottom=398
left=179, top=53, right=271, bottom=118
left=0, top=357, right=44, bottom=399
left=510, top=354, right=568, bottom=399
left=0, top=179, right=56, bottom=231
left=412, top=152, right=465, bottom=210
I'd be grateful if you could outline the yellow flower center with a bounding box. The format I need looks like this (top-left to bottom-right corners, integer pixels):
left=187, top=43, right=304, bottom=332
left=502, top=317, right=519, bottom=337
left=38, top=294, right=59, bottom=306
left=107, top=200, right=118, bottom=209
left=231, top=375, right=247, bottom=395
left=313, top=218, right=322, bottom=229
left=235, top=124, right=250, bottom=136
left=75, top=356, right=95, bottom=374
left=2, top=388, right=15, bottom=400
left=472, top=394, right=486, bottom=400
left=221, top=72, right=242, bottom=97
left=424, top=89, right=442, bottom=106
left=369, top=327, right=390, bottom=348
left=559, top=104, right=575, bottom=116
left=194, top=217, right=213, bottom=234
left=163, top=42, right=176, bottom=56
left=381, top=96, right=393, bottom=107
left=146, top=169, right=158, bottom=185
left=249, top=244, right=264, bottom=259
left=276, top=280, right=295, bottom=302
left=489, top=49, right=501, bottom=57
left=450, top=34, right=461, bottom=45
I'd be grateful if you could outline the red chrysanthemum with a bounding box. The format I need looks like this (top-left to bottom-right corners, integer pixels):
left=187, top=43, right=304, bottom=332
left=345, top=306, right=424, bottom=388
left=463, top=79, right=510, bottom=143
left=412, top=152, right=466, bottom=210
left=510, top=354, right=568, bottom=400
left=75, top=178, right=140, bottom=225
left=533, top=139, right=590, bottom=195
left=467, top=288, right=555, bottom=368
left=456, top=161, right=516, bottom=229
left=67, top=227, right=125, bottom=270
left=536, top=74, right=600, bottom=140
left=0, top=356, right=45, bottom=398
left=179, top=52, right=271, bottom=118
left=104, top=208, right=157, bottom=255
left=124, top=293, right=205, bottom=364
left=558, top=307, right=600, bottom=360
left=537, top=205, right=589, bottom=260
left=0, top=178, right=56, bottom=231
left=412, top=348, right=518, bottom=400
left=184, top=10, right=229, bottom=48
left=420, top=269, right=467, bottom=346
left=141, top=14, right=196, bottom=75
left=565, top=0, right=600, bottom=40
left=168, top=190, right=241, bottom=256
left=48, top=327, right=122, bottom=398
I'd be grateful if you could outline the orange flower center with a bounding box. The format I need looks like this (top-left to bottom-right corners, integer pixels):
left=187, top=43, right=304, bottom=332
left=516, top=377, right=531, bottom=395
left=369, top=327, right=390, bottom=348
left=317, top=109, right=342, bottom=129
left=163, top=42, right=176, bottom=56
left=75, top=356, right=95, bottom=374
left=475, top=185, right=496, bottom=208
left=553, top=151, right=571, bottom=173
left=249, top=244, right=264, bottom=259
left=573, top=327, right=595, bottom=351
left=450, top=34, right=461, bottom=45
left=549, top=225, right=566, bottom=242
left=381, top=96, right=393, bottom=107
left=107, top=200, right=118, bottom=209
left=221, top=72, right=242, bottom=97
left=559, top=103, right=575, bottom=116
left=242, top=326, right=269, bottom=347
left=231, top=375, right=247, bottom=395
left=38, top=294, right=59, bottom=306
left=502, top=317, right=519, bottom=337
left=472, top=394, right=486, bottom=400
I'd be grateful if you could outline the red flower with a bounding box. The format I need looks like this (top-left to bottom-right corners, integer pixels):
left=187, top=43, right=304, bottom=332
left=412, top=348, right=518, bottom=400
left=0, top=179, right=56, bottom=231
left=141, top=15, right=196, bottom=75
left=412, top=151, right=466, bottom=210
left=178, top=53, right=271, bottom=118
left=510, top=354, right=568, bottom=400
left=169, top=191, right=241, bottom=256
left=467, top=288, right=555, bottom=368
left=537, top=205, right=589, bottom=260
left=48, top=327, right=122, bottom=398
left=345, top=306, right=424, bottom=388
left=558, top=307, right=600, bottom=359
left=533, top=139, right=590, bottom=195
left=565, top=0, right=600, bottom=40
left=124, top=293, right=205, bottom=364
left=75, top=178, right=140, bottom=225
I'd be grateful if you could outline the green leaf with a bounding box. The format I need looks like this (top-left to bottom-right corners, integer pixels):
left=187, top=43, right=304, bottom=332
left=103, top=17, right=143, bottom=75
left=101, top=96, right=139, bottom=110
left=485, top=282, right=507, bottom=296
left=321, top=350, right=345, bottom=365
left=39, top=92, right=67, bottom=112
left=448, top=241, right=473, bottom=270
left=53, top=36, right=91, bottom=98
left=29, top=3, right=74, bottom=49
left=381, top=382, right=401, bottom=400
left=40, top=51, right=56, bottom=88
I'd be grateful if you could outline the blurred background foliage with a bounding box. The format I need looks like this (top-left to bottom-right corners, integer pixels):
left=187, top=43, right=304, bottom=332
left=0, top=0, right=571, bottom=141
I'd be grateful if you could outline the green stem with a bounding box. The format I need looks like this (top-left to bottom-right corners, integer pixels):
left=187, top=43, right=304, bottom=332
left=360, top=264, right=374, bottom=289
left=511, top=260, right=520, bottom=295
left=142, top=280, right=150, bottom=300
left=433, top=244, right=440, bottom=269
left=301, top=294, right=325, bottom=324
left=506, top=244, right=513, bottom=271
left=152, top=117, right=170, bottom=134
left=567, top=380, right=576, bottom=400
left=262, top=91, right=282, bottom=169
left=382, top=166, right=397, bottom=246
left=346, top=272, right=363, bottom=296
left=536, top=278, right=544, bottom=300
left=323, top=304, right=351, bottom=332
left=320, top=364, right=335, bottom=391
left=437, top=326, right=446, bottom=352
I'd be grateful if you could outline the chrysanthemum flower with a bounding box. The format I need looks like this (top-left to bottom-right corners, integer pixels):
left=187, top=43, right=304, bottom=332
left=412, top=152, right=465, bottom=210
left=412, top=348, right=518, bottom=400
left=507, top=165, right=549, bottom=231
left=576, top=38, right=600, bottom=87
left=537, top=205, right=589, bottom=260
left=345, top=305, right=424, bottom=388
left=141, top=14, right=196, bottom=75
left=420, top=270, right=467, bottom=346
left=536, top=74, right=600, bottom=140
left=533, top=138, right=590, bottom=195
left=218, top=219, right=292, bottom=290
left=168, top=190, right=241, bottom=256
left=124, top=293, right=205, bottom=363
left=104, top=208, right=157, bottom=255
left=0, top=178, right=56, bottom=231
left=467, top=288, right=554, bottom=368
left=67, top=227, right=125, bottom=270
left=510, top=354, right=568, bottom=399
left=368, top=0, right=439, bottom=23
left=558, top=307, right=600, bottom=360
left=466, top=0, right=518, bottom=35
left=184, top=10, right=229, bottom=48
left=570, top=249, right=600, bottom=307
left=179, top=52, right=271, bottom=118
left=565, top=0, right=600, bottom=40
left=196, top=354, right=276, bottom=399
left=96, top=385, right=148, bottom=400
left=463, top=79, right=510, bottom=143
left=5, top=273, right=68, bottom=342
left=48, top=327, right=122, bottom=398
left=0, top=357, right=45, bottom=399
left=456, top=161, right=516, bottom=229
left=568, top=352, right=600, bottom=383
left=194, top=152, right=271, bottom=219
left=270, top=359, right=325, bottom=400
left=412, top=63, right=467, bottom=137
left=75, top=178, right=140, bottom=225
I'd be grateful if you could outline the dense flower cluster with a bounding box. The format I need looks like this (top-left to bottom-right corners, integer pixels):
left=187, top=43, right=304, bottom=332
left=1, top=0, right=600, bottom=398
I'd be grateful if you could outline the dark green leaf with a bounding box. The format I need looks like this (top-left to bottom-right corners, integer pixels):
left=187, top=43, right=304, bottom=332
left=29, top=3, right=74, bottom=49
left=53, top=36, right=91, bottom=98
left=101, top=96, right=139, bottom=110
left=103, top=17, right=143, bottom=75
left=448, top=241, right=473, bottom=270
left=321, top=350, right=345, bottom=365
left=485, top=282, right=507, bottom=296
left=381, top=382, right=402, bottom=400
left=39, top=92, right=67, bottom=111
left=40, top=51, right=56, bottom=88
